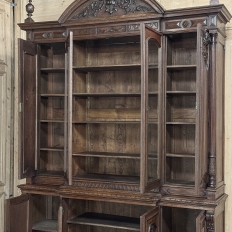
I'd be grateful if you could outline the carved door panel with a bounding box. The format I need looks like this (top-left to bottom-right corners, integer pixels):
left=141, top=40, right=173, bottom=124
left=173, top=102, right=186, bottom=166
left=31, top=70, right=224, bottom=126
left=6, top=194, right=31, bottom=232
left=195, top=24, right=210, bottom=194
left=140, top=23, right=162, bottom=193
left=196, top=211, right=206, bottom=232
left=140, top=207, right=159, bottom=232
left=19, top=39, right=37, bottom=179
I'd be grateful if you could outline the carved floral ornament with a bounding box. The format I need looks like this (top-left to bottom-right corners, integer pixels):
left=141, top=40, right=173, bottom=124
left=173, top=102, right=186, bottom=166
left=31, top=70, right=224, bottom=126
left=70, top=0, right=154, bottom=19
left=202, top=29, right=211, bottom=64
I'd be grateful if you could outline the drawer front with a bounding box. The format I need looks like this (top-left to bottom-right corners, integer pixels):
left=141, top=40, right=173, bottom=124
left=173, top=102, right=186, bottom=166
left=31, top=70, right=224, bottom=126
left=163, top=17, right=207, bottom=32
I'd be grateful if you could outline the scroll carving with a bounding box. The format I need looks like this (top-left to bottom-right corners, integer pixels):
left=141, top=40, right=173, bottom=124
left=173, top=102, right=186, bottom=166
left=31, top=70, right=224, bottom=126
left=202, top=29, right=211, bottom=64
left=71, top=0, right=154, bottom=18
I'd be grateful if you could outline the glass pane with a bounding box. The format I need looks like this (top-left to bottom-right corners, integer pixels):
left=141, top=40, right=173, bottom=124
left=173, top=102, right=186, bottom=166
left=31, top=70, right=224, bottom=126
left=147, top=38, right=159, bottom=183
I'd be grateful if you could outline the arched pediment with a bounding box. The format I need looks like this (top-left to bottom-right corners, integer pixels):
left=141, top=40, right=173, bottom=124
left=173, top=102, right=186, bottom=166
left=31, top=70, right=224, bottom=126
left=58, top=0, right=165, bottom=23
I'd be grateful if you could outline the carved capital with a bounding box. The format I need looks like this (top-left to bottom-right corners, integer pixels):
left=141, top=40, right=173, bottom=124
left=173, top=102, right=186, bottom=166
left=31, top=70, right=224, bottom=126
left=208, top=152, right=216, bottom=188
left=210, top=32, right=218, bottom=44
left=206, top=211, right=215, bottom=232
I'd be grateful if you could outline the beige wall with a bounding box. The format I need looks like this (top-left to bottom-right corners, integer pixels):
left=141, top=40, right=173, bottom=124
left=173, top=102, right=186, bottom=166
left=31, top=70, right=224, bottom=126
left=17, top=0, right=232, bottom=231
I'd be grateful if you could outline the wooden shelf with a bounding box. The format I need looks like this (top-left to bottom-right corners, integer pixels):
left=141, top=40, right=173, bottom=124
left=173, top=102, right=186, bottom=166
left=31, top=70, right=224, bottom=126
left=38, top=170, right=64, bottom=176
left=41, top=68, right=65, bottom=73
left=41, top=94, right=65, bottom=97
left=165, top=179, right=195, bottom=186
left=166, top=153, right=195, bottom=158
left=166, top=91, right=196, bottom=95
left=73, top=151, right=157, bottom=159
left=166, top=122, right=196, bottom=125
left=73, top=92, right=158, bottom=97
left=67, top=212, right=140, bottom=231
left=40, top=147, right=64, bottom=152
left=72, top=120, right=141, bottom=124
left=40, top=120, right=64, bottom=123
left=73, top=64, right=158, bottom=72
left=74, top=173, right=140, bottom=184
left=32, top=219, right=57, bottom=232
left=166, top=65, right=196, bottom=70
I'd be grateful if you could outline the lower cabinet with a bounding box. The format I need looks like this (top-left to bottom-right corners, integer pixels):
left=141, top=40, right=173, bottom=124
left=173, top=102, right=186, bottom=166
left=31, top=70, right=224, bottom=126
left=8, top=193, right=227, bottom=232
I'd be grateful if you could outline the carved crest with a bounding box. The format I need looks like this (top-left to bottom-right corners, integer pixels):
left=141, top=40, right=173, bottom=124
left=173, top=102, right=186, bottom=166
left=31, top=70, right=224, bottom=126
left=70, top=0, right=154, bottom=19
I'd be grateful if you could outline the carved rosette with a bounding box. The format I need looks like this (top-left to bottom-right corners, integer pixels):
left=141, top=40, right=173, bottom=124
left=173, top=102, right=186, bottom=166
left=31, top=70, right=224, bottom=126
left=202, top=29, right=211, bottom=64
left=206, top=211, right=215, bottom=232
left=71, top=0, right=153, bottom=19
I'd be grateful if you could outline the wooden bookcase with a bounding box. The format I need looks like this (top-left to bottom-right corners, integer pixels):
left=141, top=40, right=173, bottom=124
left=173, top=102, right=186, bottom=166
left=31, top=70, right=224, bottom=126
left=6, top=1, right=231, bottom=232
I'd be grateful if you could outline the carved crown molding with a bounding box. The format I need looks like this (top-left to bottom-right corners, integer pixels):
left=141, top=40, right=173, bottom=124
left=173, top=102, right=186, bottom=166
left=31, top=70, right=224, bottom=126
left=58, top=0, right=165, bottom=23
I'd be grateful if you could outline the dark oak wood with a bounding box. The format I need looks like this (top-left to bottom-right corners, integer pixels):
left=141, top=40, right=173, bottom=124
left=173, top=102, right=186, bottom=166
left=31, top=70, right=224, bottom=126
left=19, top=39, right=37, bottom=179
left=16, top=1, right=232, bottom=231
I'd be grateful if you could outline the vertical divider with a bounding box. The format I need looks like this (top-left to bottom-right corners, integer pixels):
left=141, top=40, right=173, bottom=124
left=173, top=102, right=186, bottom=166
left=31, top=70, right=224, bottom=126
left=64, top=53, right=67, bottom=174
left=140, top=23, right=148, bottom=193
left=68, top=31, right=73, bottom=185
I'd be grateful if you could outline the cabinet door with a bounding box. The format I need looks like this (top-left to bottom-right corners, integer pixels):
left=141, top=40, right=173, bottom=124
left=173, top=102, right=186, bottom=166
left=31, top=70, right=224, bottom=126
left=19, top=39, right=37, bottom=178
left=140, top=207, right=159, bottom=232
left=6, top=194, right=31, bottom=232
left=140, top=24, right=162, bottom=193
left=195, top=24, right=209, bottom=193
left=67, top=31, right=73, bottom=185
left=196, top=211, right=206, bottom=232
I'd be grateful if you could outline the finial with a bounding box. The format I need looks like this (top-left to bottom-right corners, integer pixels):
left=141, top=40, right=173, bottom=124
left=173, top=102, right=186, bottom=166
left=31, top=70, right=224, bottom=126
left=210, top=0, right=219, bottom=5
left=25, top=0, right=34, bottom=23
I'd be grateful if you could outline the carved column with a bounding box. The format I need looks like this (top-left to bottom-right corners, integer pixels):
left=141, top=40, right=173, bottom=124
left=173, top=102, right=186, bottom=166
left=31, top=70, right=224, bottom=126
left=206, top=211, right=215, bottom=232
left=208, top=31, right=218, bottom=188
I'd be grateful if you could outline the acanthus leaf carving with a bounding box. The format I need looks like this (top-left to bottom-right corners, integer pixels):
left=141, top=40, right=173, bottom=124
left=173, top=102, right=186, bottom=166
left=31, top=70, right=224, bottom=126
left=71, top=0, right=154, bottom=19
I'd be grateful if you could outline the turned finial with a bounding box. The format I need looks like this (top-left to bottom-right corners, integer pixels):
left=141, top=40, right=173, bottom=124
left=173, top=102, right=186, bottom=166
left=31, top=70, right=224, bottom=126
left=25, top=0, right=34, bottom=23
left=210, top=0, right=219, bottom=4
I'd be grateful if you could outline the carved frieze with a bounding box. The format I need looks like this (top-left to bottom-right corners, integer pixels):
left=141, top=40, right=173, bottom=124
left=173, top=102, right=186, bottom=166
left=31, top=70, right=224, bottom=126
left=70, top=0, right=154, bottom=19
left=72, top=180, right=140, bottom=191
left=71, top=21, right=158, bottom=38
left=96, top=25, right=127, bottom=34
